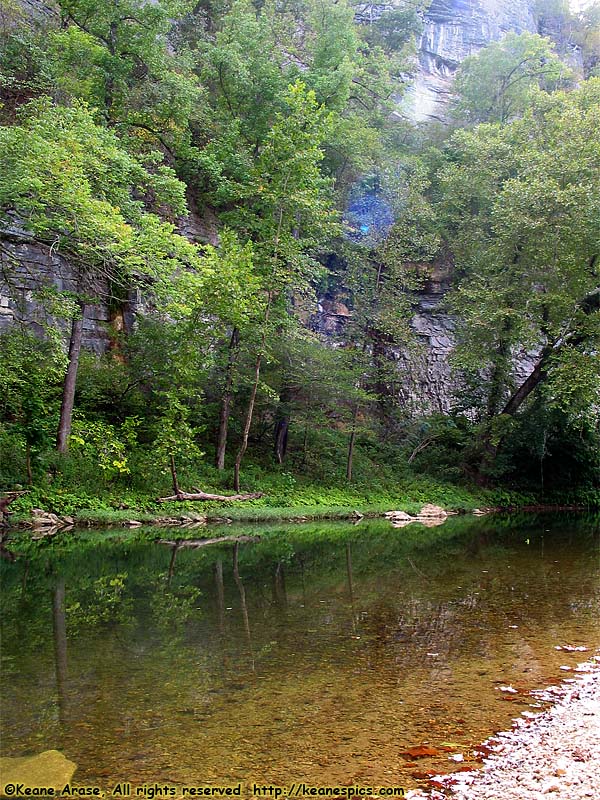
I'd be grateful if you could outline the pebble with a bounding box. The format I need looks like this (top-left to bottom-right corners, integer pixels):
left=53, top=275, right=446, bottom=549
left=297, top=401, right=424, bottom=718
left=406, top=655, right=600, bottom=800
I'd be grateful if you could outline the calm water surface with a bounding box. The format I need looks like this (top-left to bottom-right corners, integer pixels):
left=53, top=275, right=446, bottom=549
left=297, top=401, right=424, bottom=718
left=1, top=514, right=599, bottom=792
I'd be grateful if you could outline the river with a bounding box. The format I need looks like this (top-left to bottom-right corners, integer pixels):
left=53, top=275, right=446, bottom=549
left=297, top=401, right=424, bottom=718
left=1, top=513, right=599, bottom=793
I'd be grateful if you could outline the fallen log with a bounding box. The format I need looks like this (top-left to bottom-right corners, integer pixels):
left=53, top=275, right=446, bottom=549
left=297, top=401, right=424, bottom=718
left=157, top=489, right=264, bottom=503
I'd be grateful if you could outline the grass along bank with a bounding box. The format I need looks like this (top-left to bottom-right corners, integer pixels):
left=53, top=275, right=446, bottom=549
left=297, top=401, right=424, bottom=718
left=4, top=473, right=592, bottom=530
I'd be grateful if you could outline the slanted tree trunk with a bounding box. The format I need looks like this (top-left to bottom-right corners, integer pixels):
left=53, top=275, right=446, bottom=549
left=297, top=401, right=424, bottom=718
left=232, top=542, right=253, bottom=663
left=215, top=327, right=240, bottom=470
left=475, top=283, right=600, bottom=481
left=56, top=304, right=86, bottom=454
left=501, top=358, right=548, bottom=417
left=157, top=489, right=264, bottom=503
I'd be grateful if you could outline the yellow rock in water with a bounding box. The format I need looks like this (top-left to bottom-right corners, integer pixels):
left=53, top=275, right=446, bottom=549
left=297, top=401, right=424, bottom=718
left=0, top=750, right=77, bottom=791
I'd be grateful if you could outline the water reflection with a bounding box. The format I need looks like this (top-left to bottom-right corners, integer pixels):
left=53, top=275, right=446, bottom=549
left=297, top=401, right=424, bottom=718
left=0, top=515, right=598, bottom=790
left=233, top=541, right=254, bottom=671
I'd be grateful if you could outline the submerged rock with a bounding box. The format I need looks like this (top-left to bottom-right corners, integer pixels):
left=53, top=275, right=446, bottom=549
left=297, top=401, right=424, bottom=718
left=0, top=750, right=77, bottom=790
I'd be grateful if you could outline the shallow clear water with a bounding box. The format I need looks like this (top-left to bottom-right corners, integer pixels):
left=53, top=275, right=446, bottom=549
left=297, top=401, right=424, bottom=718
left=1, top=513, right=599, bottom=793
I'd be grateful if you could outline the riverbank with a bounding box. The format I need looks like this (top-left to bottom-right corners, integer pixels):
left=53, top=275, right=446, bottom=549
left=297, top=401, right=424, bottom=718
left=3, top=475, right=596, bottom=531
left=0, top=481, right=489, bottom=529
left=407, top=656, right=600, bottom=800
left=6, top=501, right=593, bottom=533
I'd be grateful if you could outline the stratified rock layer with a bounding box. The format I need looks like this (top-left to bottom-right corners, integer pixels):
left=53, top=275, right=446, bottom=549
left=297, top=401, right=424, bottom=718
left=409, top=0, right=537, bottom=121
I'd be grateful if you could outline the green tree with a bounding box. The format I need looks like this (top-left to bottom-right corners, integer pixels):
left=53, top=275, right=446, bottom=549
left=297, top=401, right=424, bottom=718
left=572, top=1, right=600, bottom=78
left=0, top=99, right=206, bottom=452
left=440, top=79, right=600, bottom=476
left=225, top=82, right=340, bottom=490
left=451, top=32, right=573, bottom=124
left=53, top=0, right=202, bottom=156
left=0, top=329, right=65, bottom=484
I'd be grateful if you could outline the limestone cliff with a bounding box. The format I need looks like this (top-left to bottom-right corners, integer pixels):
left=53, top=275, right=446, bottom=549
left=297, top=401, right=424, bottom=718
left=407, top=0, right=538, bottom=122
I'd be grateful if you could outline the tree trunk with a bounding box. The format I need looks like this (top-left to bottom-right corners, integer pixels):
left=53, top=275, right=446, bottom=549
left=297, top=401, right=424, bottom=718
left=52, top=579, right=68, bottom=727
left=273, top=561, right=287, bottom=607
left=346, top=404, right=359, bottom=482
left=273, top=417, right=289, bottom=464
left=26, top=441, right=33, bottom=485
left=501, top=359, right=547, bottom=417
left=0, top=491, right=27, bottom=526
left=474, top=283, right=600, bottom=481
left=167, top=545, right=178, bottom=585
left=233, top=542, right=253, bottom=664
left=302, top=418, right=309, bottom=464
left=233, top=295, right=272, bottom=492
left=273, top=378, right=294, bottom=464
left=215, top=327, right=239, bottom=470
left=233, top=352, right=263, bottom=492
left=486, top=314, right=514, bottom=417
left=56, top=304, right=86, bottom=453
left=169, top=453, right=180, bottom=496
left=214, top=559, right=225, bottom=634
left=372, top=331, right=392, bottom=422
left=157, top=489, right=264, bottom=503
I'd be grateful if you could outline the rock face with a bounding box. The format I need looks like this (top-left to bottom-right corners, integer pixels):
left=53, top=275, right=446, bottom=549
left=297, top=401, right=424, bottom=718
left=311, top=261, right=539, bottom=415
left=0, top=205, right=218, bottom=351
left=312, top=290, right=460, bottom=414
left=392, top=298, right=457, bottom=413
left=353, top=0, right=542, bottom=122
left=406, top=0, right=538, bottom=122
left=0, top=235, right=144, bottom=354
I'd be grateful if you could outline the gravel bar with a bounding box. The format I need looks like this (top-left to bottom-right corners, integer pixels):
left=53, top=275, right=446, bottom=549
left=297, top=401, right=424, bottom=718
left=407, top=654, right=600, bottom=800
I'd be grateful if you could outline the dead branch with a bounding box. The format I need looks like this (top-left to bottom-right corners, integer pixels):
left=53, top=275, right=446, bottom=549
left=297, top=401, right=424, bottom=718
left=157, top=489, right=265, bottom=503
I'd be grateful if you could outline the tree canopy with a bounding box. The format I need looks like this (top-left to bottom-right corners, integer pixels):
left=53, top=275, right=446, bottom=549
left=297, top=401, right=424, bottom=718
left=1, top=0, right=599, bottom=500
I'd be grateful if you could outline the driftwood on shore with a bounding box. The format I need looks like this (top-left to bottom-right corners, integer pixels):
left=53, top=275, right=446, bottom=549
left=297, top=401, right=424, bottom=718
left=157, top=488, right=264, bottom=503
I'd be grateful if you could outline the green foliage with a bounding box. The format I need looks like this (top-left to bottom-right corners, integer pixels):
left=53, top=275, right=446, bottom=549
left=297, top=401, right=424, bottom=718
left=0, top=99, right=203, bottom=297
left=0, top=329, right=65, bottom=482
left=452, top=32, right=574, bottom=123
left=442, top=79, right=600, bottom=422
left=1, top=0, right=598, bottom=506
left=66, top=573, right=132, bottom=633
left=572, top=1, right=600, bottom=78
left=149, top=581, right=202, bottom=636
left=70, top=417, right=134, bottom=479
left=153, top=395, right=205, bottom=482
